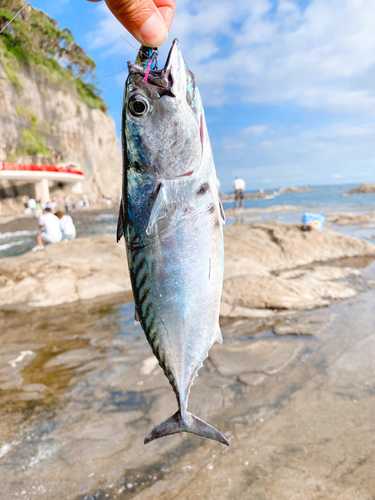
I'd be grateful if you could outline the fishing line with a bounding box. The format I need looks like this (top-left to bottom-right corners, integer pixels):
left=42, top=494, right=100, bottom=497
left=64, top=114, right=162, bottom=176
left=120, top=35, right=150, bottom=59
left=0, top=2, right=28, bottom=34
left=98, top=67, right=128, bottom=79
left=98, top=36, right=154, bottom=79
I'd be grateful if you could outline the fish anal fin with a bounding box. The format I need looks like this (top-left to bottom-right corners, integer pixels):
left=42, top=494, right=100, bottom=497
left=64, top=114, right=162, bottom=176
left=117, top=201, right=125, bottom=242
left=134, top=307, right=140, bottom=325
left=219, top=199, right=226, bottom=224
left=214, top=324, right=223, bottom=344
left=144, top=410, right=228, bottom=446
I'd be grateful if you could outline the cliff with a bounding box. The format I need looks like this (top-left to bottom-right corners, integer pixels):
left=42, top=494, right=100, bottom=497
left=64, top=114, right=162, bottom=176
left=0, top=2, right=121, bottom=198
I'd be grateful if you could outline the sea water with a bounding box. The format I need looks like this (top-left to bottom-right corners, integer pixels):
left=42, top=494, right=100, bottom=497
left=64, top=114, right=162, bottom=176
left=0, top=213, right=118, bottom=259
left=221, top=183, right=375, bottom=210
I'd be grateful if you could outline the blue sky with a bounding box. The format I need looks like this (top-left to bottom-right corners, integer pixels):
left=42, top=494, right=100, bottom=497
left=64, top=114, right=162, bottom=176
left=30, top=0, right=375, bottom=191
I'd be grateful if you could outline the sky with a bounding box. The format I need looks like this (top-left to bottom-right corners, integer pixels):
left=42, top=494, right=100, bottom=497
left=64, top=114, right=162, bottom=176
left=29, top=0, right=375, bottom=191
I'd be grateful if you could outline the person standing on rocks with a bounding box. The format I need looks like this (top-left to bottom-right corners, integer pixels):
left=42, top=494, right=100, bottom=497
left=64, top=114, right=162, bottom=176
left=33, top=207, right=62, bottom=251
left=28, top=197, right=36, bottom=214
left=63, top=196, right=69, bottom=213
left=232, top=177, right=246, bottom=210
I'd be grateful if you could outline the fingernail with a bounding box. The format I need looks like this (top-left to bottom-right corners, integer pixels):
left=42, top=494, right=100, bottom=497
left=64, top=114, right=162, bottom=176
left=139, top=13, right=168, bottom=47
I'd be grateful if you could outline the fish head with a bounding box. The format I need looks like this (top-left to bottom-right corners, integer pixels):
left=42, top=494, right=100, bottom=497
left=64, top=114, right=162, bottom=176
left=124, top=39, right=206, bottom=179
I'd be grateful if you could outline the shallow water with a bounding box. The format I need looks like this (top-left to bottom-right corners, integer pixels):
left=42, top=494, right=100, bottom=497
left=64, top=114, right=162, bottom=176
left=1, top=280, right=375, bottom=499
left=0, top=212, right=118, bottom=259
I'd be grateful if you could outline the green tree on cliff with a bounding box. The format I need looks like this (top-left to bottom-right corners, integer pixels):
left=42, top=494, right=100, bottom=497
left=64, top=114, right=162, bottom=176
left=0, top=0, right=107, bottom=111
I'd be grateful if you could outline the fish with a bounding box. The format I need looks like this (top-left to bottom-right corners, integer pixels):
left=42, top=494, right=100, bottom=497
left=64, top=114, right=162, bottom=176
left=117, top=39, right=228, bottom=446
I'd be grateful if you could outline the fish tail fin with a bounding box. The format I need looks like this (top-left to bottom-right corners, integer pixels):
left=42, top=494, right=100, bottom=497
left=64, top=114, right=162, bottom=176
left=144, top=410, right=228, bottom=446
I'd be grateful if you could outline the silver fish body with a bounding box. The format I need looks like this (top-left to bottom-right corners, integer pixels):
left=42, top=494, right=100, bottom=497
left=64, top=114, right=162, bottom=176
left=118, top=39, right=227, bottom=446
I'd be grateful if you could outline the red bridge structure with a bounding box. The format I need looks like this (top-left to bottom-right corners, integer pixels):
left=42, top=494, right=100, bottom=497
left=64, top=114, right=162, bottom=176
left=0, top=161, right=84, bottom=203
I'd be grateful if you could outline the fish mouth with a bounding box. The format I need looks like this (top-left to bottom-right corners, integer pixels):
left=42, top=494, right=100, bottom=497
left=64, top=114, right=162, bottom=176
left=164, top=170, right=194, bottom=180
left=127, top=39, right=182, bottom=97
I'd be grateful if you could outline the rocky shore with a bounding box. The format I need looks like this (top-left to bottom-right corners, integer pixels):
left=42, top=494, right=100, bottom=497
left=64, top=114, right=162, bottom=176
left=326, top=212, right=375, bottom=225
left=1, top=221, right=374, bottom=318
left=1, top=219, right=375, bottom=499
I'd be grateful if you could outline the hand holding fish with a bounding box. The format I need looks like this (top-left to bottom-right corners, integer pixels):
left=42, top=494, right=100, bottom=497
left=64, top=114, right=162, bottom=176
left=87, top=0, right=175, bottom=47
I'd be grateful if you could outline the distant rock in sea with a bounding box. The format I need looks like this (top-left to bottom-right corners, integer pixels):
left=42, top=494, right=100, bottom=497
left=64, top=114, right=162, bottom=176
left=344, top=183, right=375, bottom=195
left=278, top=186, right=313, bottom=193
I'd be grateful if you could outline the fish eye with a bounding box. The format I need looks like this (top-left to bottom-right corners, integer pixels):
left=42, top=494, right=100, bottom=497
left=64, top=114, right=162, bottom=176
left=128, top=95, right=150, bottom=117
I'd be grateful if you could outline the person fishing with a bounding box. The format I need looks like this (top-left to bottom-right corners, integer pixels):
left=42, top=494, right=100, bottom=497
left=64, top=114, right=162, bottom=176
left=87, top=0, right=175, bottom=48
left=33, top=207, right=62, bottom=251
left=55, top=211, right=77, bottom=240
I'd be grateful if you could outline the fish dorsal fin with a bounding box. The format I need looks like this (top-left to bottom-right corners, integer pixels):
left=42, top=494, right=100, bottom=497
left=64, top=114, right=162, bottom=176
left=117, top=201, right=124, bottom=242
left=134, top=307, right=140, bottom=325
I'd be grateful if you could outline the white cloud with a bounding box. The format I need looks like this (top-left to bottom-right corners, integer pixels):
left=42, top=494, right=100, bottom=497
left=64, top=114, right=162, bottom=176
left=244, top=125, right=268, bottom=136
left=86, top=0, right=375, bottom=190
left=87, top=0, right=375, bottom=112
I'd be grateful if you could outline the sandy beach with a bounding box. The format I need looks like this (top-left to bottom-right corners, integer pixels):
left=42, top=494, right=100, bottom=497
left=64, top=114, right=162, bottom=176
left=1, top=206, right=375, bottom=499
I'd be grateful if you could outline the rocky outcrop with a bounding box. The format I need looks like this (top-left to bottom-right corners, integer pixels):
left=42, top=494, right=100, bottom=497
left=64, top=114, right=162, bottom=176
left=326, top=212, right=375, bottom=225
left=0, top=235, right=131, bottom=307
left=220, top=222, right=375, bottom=318
left=0, top=222, right=374, bottom=312
left=344, top=183, right=375, bottom=194
left=278, top=186, right=313, bottom=193
left=0, top=60, right=121, bottom=197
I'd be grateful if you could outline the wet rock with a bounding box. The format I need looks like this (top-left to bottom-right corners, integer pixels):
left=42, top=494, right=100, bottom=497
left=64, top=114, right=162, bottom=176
left=44, top=348, right=98, bottom=369
left=222, top=272, right=356, bottom=314
left=273, top=317, right=324, bottom=336
left=239, top=373, right=267, bottom=386
left=220, top=302, right=276, bottom=319
left=0, top=235, right=131, bottom=308
left=221, top=318, right=270, bottom=339
left=326, top=212, right=375, bottom=225
left=22, top=383, right=47, bottom=393
left=209, top=338, right=302, bottom=376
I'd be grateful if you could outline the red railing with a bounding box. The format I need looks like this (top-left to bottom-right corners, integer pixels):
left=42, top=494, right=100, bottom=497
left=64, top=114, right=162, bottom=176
left=0, top=162, right=84, bottom=176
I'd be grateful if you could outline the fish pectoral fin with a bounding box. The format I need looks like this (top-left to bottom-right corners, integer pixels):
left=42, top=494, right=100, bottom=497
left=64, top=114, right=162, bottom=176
left=144, top=410, right=228, bottom=446
left=134, top=307, right=140, bottom=325
left=146, top=184, right=170, bottom=236
left=117, top=201, right=125, bottom=242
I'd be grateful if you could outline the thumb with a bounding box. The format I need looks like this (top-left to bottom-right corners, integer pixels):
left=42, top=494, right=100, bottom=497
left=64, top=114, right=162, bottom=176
left=104, top=0, right=169, bottom=47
